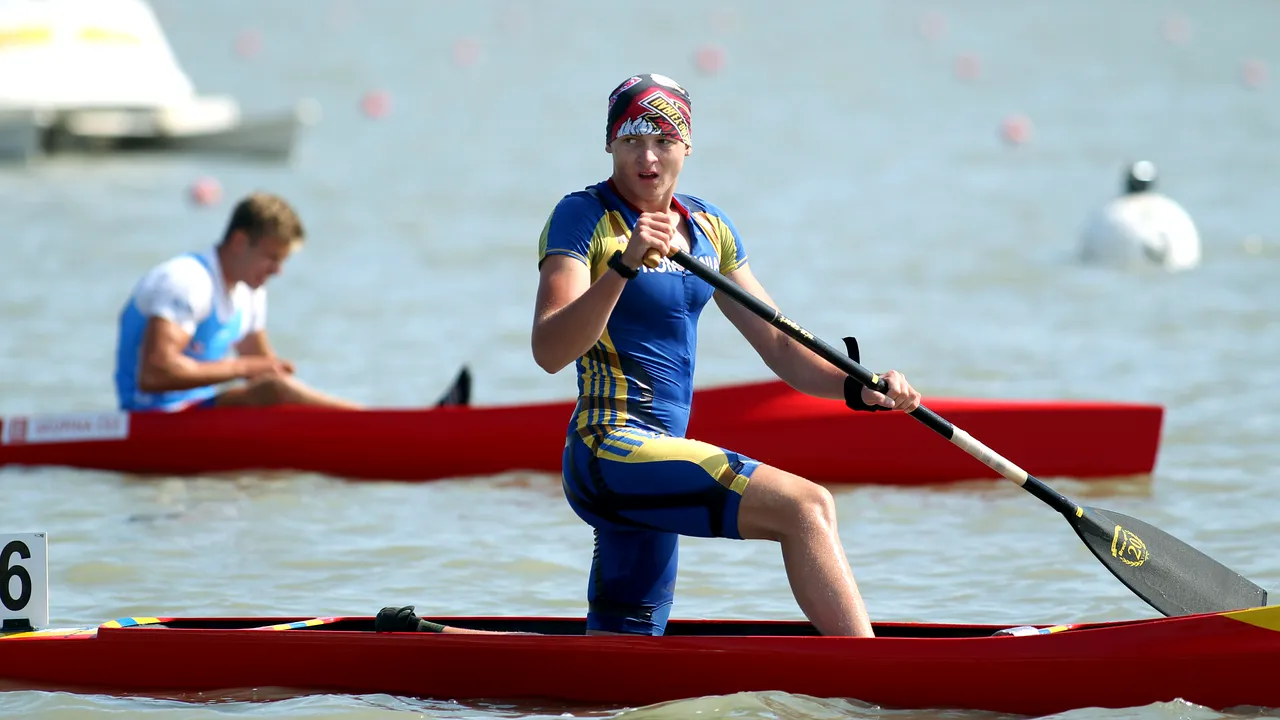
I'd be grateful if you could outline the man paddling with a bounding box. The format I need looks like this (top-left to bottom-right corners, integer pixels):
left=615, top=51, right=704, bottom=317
left=114, top=192, right=470, bottom=412
left=377, top=73, right=922, bottom=638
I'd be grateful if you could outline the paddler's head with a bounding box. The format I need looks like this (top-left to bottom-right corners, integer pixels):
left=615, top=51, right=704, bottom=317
left=217, top=192, right=305, bottom=289
left=605, top=73, right=692, bottom=210
left=1123, top=160, right=1157, bottom=195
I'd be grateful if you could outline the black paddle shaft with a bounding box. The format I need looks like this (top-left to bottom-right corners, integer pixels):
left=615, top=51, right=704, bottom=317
left=669, top=249, right=1268, bottom=615
left=667, top=251, right=1073, bottom=510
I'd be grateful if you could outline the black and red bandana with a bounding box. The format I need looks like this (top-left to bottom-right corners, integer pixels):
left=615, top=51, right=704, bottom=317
left=606, top=73, right=692, bottom=147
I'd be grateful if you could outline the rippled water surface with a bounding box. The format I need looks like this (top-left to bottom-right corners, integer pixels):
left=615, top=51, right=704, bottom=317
left=2, top=0, right=1279, bottom=717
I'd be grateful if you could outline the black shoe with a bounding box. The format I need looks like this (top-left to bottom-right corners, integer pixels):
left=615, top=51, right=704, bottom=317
left=375, top=605, right=445, bottom=633
left=435, top=366, right=472, bottom=407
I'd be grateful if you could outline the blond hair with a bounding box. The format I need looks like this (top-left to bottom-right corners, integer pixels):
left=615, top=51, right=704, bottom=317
left=220, top=192, right=305, bottom=246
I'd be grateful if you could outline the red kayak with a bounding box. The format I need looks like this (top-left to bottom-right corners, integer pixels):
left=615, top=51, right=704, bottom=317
left=0, top=605, right=1274, bottom=714
left=0, top=376, right=1162, bottom=484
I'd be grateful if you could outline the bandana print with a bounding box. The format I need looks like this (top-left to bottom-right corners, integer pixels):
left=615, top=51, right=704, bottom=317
left=606, top=73, right=692, bottom=146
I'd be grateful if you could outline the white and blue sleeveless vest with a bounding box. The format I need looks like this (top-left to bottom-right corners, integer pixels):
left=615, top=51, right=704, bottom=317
left=114, top=252, right=245, bottom=411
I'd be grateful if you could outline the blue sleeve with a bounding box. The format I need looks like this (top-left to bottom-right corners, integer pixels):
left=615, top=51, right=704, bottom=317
left=538, top=192, right=605, bottom=268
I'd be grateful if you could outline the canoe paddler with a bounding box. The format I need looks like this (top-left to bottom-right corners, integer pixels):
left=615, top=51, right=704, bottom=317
left=375, top=73, right=925, bottom=640
left=112, top=192, right=363, bottom=412
left=532, top=72, right=923, bottom=637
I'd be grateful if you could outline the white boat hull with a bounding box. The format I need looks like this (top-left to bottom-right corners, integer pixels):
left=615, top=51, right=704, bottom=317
left=41, top=104, right=302, bottom=160
left=0, top=103, right=303, bottom=162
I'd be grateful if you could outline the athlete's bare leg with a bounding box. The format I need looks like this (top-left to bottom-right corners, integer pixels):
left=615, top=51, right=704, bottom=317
left=213, top=375, right=362, bottom=410
left=735, top=464, right=873, bottom=637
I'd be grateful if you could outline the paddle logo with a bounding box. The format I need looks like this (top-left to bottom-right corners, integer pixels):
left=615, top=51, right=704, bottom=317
left=778, top=315, right=815, bottom=342
left=1111, top=525, right=1149, bottom=567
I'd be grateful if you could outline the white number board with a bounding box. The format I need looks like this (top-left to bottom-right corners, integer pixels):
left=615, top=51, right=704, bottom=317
left=1, top=532, right=48, bottom=631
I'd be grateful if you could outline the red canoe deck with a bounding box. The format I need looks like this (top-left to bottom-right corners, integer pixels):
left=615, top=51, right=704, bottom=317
left=0, top=380, right=1163, bottom=484
left=0, top=605, right=1275, bottom=714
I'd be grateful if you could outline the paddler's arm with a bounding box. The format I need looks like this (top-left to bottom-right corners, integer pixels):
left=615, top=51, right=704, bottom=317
left=532, top=255, right=628, bottom=373
left=234, top=329, right=290, bottom=364
left=714, top=265, right=920, bottom=412
left=533, top=212, right=675, bottom=373
left=235, top=331, right=297, bottom=374
left=712, top=265, right=849, bottom=400
left=137, top=317, right=275, bottom=393
left=230, top=285, right=289, bottom=364
left=235, top=330, right=274, bottom=358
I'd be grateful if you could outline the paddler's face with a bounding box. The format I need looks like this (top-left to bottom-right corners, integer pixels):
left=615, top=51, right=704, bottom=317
left=227, top=232, right=297, bottom=289
left=607, top=135, right=689, bottom=204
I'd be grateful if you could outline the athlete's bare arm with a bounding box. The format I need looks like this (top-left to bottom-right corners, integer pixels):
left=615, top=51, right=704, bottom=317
left=137, top=318, right=276, bottom=393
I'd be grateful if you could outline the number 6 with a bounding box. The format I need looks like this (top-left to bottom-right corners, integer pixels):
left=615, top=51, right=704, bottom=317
left=2, top=541, right=32, bottom=612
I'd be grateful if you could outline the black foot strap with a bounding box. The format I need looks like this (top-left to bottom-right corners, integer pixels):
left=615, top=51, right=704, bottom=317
left=375, top=605, right=446, bottom=633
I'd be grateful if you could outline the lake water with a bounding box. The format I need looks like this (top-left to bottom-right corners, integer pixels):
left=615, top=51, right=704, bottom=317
left=1, top=0, right=1278, bottom=718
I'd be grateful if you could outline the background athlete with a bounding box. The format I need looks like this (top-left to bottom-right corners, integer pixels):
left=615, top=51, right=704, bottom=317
left=113, top=192, right=363, bottom=412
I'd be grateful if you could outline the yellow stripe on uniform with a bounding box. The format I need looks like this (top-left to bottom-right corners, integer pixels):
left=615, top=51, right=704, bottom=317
left=577, top=349, right=598, bottom=429
left=596, top=330, right=630, bottom=428
left=538, top=209, right=616, bottom=270
left=575, top=349, right=605, bottom=442
left=572, top=210, right=632, bottom=440
left=597, top=427, right=655, bottom=457
left=690, top=211, right=747, bottom=274
left=577, top=211, right=628, bottom=283
left=576, top=331, right=632, bottom=442
left=570, top=209, right=644, bottom=444
left=597, top=431, right=751, bottom=495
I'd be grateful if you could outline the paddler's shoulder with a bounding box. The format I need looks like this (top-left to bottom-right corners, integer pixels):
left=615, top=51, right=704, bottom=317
left=675, top=192, right=733, bottom=222
left=138, top=251, right=214, bottom=288
left=547, top=181, right=611, bottom=220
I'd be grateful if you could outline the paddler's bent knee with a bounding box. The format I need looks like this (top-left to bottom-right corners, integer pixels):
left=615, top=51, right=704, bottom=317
left=212, top=374, right=309, bottom=407
left=735, top=464, right=839, bottom=543
left=243, top=375, right=300, bottom=405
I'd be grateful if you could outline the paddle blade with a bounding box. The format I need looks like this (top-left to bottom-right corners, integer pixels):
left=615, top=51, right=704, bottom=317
left=435, top=366, right=472, bottom=407
left=1071, top=507, right=1267, bottom=616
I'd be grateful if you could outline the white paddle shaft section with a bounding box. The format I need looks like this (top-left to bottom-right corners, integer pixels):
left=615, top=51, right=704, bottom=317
left=950, top=428, right=1030, bottom=486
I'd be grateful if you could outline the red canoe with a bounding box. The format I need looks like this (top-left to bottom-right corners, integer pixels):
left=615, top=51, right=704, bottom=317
left=0, top=605, right=1275, bottom=714
left=0, top=379, right=1163, bottom=484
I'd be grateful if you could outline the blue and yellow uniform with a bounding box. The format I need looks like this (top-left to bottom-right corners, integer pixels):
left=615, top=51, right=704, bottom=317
left=538, top=179, right=762, bottom=635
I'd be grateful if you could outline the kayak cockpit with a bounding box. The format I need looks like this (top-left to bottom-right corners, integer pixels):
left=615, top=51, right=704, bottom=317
left=84, top=615, right=1032, bottom=639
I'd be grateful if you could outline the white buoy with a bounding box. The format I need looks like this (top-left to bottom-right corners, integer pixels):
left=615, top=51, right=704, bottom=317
left=1079, top=161, right=1202, bottom=272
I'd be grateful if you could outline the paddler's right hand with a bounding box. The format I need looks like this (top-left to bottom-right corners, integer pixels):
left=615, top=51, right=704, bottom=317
left=623, top=212, right=676, bottom=270
left=239, top=356, right=295, bottom=379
